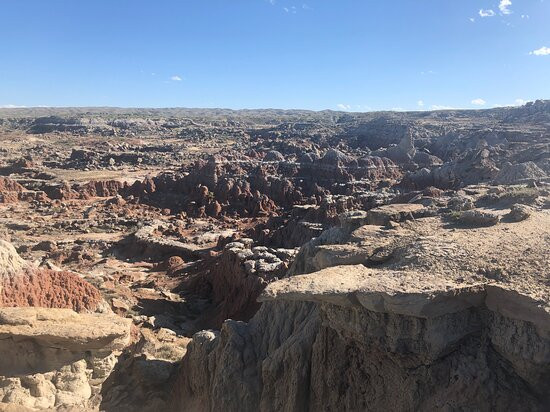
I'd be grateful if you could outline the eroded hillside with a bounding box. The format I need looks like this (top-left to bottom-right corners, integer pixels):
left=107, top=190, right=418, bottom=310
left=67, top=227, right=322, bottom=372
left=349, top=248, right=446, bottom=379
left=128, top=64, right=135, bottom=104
left=0, top=103, right=548, bottom=411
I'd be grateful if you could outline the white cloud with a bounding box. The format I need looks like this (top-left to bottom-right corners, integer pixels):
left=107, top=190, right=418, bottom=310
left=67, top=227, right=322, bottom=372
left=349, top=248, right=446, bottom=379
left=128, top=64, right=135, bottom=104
left=479, top=9, right=495, bottom=17
left=283, top=7, right=289, bottom=12
left=0, top=104, right=26, bottom=108
left=431, top=105, right=456, bottom=110
left=355, top=105, right=372, bottom=111
left=493, top=99, right=529, bottom=108
left=471, top=98, right=486, bottom=106
left=268, top=0, right=275, bottom=4
left=337, top=103, right=351, bottom=111
left=521, top=14, right=529, bottom=19
left=170, top=75, right=182, bottom=81
left=499, top=0, right=512, bottom=15
left=391, top=107, right=406, bottom=112
left=417, top=100, right=424, bottom=107
left=469, top=17, right=475, bottom=22
left=530, top=46, right=550, bottom=56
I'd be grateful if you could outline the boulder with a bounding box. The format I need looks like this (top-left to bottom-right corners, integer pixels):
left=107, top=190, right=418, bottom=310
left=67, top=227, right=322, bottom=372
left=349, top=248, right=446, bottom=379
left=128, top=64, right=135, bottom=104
left=459, top=209, right=500, bottom=226
left=263, top=150, right=285, bottom=162
left=506, top=203, right=533, bottom=222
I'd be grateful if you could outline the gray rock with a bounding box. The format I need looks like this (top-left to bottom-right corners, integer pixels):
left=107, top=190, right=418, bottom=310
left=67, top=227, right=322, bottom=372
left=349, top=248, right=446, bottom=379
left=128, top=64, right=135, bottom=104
left=459, top=209, right=500, bottom=226
left=506, top=203, right=532, bottom=222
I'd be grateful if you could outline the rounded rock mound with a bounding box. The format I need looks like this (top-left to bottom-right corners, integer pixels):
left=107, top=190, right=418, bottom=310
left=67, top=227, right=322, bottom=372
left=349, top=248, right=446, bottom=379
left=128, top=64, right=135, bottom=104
left=0, top=240, right=26, bottom=277
left=263, top=150, right=285, bottom=162
left=494, top=161, right=547, bottom=185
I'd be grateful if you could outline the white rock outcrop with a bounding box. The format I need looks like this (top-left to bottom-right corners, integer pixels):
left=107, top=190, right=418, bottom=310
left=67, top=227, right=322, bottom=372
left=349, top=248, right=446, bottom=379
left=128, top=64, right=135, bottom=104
left=0, top=307, right=131, bottom=410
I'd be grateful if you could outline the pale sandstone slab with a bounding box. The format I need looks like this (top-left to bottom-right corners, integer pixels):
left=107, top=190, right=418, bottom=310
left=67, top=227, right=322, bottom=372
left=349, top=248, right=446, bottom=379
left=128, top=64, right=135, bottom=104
left=260, top=264, right=486, bottom=318
left=0, top=307, right=131, bottom=352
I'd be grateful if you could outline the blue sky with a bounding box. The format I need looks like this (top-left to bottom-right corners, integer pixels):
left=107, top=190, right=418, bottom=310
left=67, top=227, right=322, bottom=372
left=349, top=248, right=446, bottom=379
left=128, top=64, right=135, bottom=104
left=0, top=0, right=549, bottom=111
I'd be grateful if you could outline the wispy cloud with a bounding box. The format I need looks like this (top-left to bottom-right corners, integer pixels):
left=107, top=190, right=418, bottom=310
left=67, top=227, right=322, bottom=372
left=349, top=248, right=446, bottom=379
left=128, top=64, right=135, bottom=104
left=530, top=46, right=550, bottom=56
left=335, top=104, right=372, bottom=112
left=493, top=99, right=529, bottom=107
left=0, top=104, right=26, bottom=108
left=471, top=98, right=486, bottom=106
left=417, top=100, right=424, bottom=107
left=499, top=0, right=512, bottom=15
left=355, top=105, right=372, bottom=111
left=479, top=9, right=495, bottom=17
left=469, top=17, right=475, bottom=23
left=170, top=75, right=182, bottom=81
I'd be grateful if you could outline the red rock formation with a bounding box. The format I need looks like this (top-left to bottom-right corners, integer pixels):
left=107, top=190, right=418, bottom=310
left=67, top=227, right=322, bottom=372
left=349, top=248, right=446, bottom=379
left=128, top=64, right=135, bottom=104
left=0, top=177, right=24, bottom=203
left=43, top=181, right=79, bottom=200
left=0, top=268, right=102, bottom=312
left=124, top=152, right=400, bottom=218
left=0, top=177, right=24, bottom=192
left=78, top=180, right=127, bottom=198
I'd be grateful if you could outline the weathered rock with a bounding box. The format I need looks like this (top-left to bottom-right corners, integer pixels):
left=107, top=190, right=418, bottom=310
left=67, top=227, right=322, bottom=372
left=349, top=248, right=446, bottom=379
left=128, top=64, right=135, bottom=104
left=0, top=178, right=24, bottom=204
left=367, top=203, right=426, bottom=225
left=448, top=194, right=475, bottom=211
left=171, top=210, right=550, bottom=411
left=506, top=203, right=532, bottom=222
left=494, top=161, right=547, bottom=185
left=263, top=150, right=285, bottom=162
left=0, top=240, right=26, bottom=278
left=1, top=267, right=102, bottom=313
left=0, top=307, right=131, bottom=410
left=131, top=221, right=202, bottom=260
left=459, top=209, right=500, bottom=226
left=185, top=239, right=291, bottom=328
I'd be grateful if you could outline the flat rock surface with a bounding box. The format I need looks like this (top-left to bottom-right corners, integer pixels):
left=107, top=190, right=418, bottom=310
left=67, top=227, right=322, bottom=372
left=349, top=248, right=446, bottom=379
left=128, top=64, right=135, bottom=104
left=261, top=264, right=487, bottom=318
left=0, top=307, right=132, bottom=351
left=264, top=209, right=550, bottom=317
left=382, top=210, right=549, bottom=303
left=367, top=203, right=426, bottom=225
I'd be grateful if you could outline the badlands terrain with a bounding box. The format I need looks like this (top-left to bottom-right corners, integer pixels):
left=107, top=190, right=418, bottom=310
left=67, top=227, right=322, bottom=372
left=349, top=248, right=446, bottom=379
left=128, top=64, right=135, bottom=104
left=0, top=101, right=549, bottom=411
